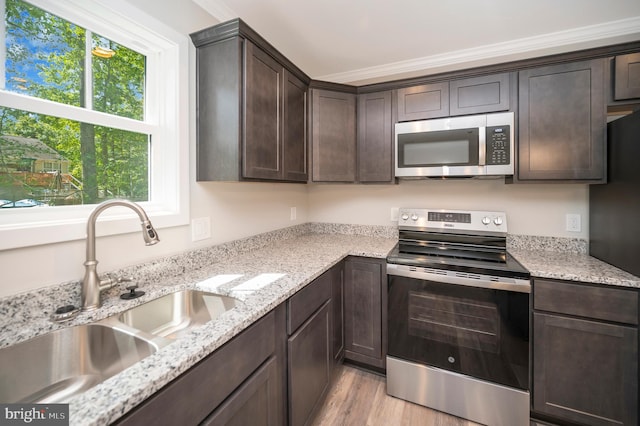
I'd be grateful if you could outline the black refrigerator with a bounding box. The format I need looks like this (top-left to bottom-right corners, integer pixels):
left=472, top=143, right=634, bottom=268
left=590, top=109, right=640, bottom=277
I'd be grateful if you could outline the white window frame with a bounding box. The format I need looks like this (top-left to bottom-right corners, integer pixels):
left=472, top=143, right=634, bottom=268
left=0, top=0, right=189, bottom=250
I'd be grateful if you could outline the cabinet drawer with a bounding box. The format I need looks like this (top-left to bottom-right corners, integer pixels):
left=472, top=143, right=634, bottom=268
left=534, top=279, right=638, bottom=325
left=288, top=270, right=331, bottom=334
left=116, top=309, right=279, bottom=426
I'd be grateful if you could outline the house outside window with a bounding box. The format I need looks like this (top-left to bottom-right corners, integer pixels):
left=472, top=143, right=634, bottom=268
left=0, top=0, right=189, bottom=249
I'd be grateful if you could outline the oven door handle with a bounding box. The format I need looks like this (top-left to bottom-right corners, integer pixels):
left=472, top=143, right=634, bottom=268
left=386, top=263, right=531, bottom=293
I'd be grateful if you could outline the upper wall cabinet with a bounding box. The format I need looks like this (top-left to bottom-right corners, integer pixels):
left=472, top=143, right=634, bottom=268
left=518, top=59, right=606, bottom=182
left=191, top=20, right=309, bottom=182
left=396, top=73, right=512, bottom=121
left=613, top=52, right=640, bottom=101
left=310, top=89, right=357, bottom=182
left=357, top=91, right=394, bottom=183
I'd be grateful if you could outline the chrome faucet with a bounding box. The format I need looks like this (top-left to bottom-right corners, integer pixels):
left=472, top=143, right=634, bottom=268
left=81, top=199, right=160, bottom=311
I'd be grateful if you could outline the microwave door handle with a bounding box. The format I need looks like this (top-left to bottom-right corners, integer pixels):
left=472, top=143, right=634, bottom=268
left=478, top=126, right=486, bottom=166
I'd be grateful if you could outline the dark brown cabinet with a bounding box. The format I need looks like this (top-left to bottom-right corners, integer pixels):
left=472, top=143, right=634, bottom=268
left=331, top=262, right=345, bottom=365
left=115, top=306, right=287, bottom=426
left=287, top=269, right=333, bottom=426
left=396, top=82, right=449, bottom=121
left=343, top=257, right=386, bottom=370
left=310, top=89, right=357, bottom=182
left=518, top=59, right=606, bottom=182
left=191, top=20, right=308, bottom=182
left=613, top=52, right=640, bottom=101
left=396, top=73, right=512, bottom=121
left=532, top=278, right=638, bottom=426
left=357, top=91, right=394, bottom=183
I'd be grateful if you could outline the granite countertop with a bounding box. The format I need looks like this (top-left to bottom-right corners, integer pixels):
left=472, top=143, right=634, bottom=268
left=2, top=226, right=639, bottom=425
left=56, top=232, right=396, bottom=425
left=509, top=248, right=640, bottom=288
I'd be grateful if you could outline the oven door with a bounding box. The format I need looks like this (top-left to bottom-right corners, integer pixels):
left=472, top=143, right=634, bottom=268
left=387, top=273, right=529, bottom=390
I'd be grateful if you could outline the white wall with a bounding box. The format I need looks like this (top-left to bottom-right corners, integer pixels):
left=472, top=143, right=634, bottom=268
left=308, top=180, right=589, bottom=238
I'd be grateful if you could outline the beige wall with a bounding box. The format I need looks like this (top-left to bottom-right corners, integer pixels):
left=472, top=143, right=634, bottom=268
left=308, top=180, right=589, bottom=238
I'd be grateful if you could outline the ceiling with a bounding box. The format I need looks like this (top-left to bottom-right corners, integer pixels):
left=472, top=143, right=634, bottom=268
left=193, top=0, right=640, bottom=85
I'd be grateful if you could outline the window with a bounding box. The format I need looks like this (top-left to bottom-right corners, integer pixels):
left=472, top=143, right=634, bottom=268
left=0, top=0, right=189, bottom=249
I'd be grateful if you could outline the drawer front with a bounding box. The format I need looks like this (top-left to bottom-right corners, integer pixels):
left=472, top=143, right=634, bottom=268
left=288, top=270, right=332, bottom=334
left=116, top=309, right=279, bottom=426
left=534, top=279, right=638, bottom=325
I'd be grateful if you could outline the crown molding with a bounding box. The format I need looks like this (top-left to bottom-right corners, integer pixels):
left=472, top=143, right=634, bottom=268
left=192, top=0, right=237, bottom=23
left=315, top=16, right=640, bottom=85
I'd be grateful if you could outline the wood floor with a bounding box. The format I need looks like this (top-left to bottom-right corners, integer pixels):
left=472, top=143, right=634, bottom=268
left=311, top=364, right=481, bottom=426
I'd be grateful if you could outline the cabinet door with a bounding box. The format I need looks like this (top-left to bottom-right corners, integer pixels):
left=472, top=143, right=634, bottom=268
left=283, top=70, right=308, bottom=182
left=311, top=89, right=357, bottom=182
left=357, top=91, right=394, bottom=183
left=449, top=73, right=511, bottom=116
left=614, top=53, right=640, bottom=100
left=344, top=258, right=384, bottom=368
left=244, top=40, right=282, bottom=180
left=288, top=302, right=331, bottom=426
left=202, top=356, right=281, bottom=426
left=396, top=82, right=449, bottom=121
left=533, top=312, right=638, bottom=426
left=518, top=59, right=606, bottom=181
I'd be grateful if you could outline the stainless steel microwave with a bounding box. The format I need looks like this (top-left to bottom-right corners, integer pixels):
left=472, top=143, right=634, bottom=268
left=395, top=112, right=514, bottom=178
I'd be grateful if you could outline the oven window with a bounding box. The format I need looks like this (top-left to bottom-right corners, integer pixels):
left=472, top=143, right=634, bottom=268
left=397, top=128, right=479, bottom=167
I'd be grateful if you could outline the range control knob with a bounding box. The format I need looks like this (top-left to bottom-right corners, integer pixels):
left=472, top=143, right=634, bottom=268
left=401, top=213, right=409, bottom=221
left=411, top=214, right=419, bottom=221
left=494, top=216, right=503, bottom=226
left=481, top=216, right=491, bottom=225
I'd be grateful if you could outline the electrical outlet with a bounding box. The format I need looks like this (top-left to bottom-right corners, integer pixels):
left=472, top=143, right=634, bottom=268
left=191, top=217, right=211, bottom=241
left=566, top=214, right=581, bottom=232
left=290, top=207, right=297, bottom=221
left=390, top=207, right=399, bottom=221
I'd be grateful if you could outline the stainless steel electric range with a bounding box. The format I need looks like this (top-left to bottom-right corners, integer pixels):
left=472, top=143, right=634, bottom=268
left=386, top=208, right=531, bottom=426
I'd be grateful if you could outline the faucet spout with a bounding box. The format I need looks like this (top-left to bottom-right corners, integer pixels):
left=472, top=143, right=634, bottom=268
left=82, top=199, right=159, bottom=311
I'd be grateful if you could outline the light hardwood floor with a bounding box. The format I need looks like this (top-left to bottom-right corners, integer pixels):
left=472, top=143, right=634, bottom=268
left=311, top=364, right=481, bottom=426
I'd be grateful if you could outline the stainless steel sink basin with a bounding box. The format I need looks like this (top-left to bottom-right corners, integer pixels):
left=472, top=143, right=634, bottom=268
left=0, top=323, right=158, bottom=403
left=116, top=289, right=240, bottom=339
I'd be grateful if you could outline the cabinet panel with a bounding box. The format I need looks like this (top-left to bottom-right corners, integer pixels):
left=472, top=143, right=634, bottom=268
left=614, top=53, right=640, bottom=100
left=533, top=312, right=638, bottom=426
left=331, top=262, right=344, bottom=364
left=518, top=59, right=606, bottom=181
left=288, top=302, right=331, bottom=426
left=344, top=258, right=384, bottom=367
left=357, top=91, right=394, bottom=183
left=311, top=89, right=357, bottom=182
left=287, top=269, right=331, bottom=334
left=244, top=41, right=282, bottom=179
left=202, top=357, right=280, bottom=426
left=115, top=307, right=285, bottom=426
left=449, top=73, right=510, bottom=116
left=396, top=82, right=449, bottom=121
left=283, top=70, right=308, bottom=181
left=534, top=279, right=638, bottom=325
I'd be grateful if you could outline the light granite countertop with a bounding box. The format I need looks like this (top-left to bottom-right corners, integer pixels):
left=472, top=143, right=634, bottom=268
left=1, top=230, right=396, bottom=426
left=1, top=226, right=638, bottom=425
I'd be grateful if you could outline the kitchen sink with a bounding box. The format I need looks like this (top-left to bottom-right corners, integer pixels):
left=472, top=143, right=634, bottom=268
left=116, top=289, right=240, bottom=339
left=0, top=323, right=158, bottom=403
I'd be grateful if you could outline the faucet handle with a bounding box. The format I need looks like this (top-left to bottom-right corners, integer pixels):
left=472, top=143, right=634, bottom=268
left=115, top=276, right=134, bottom=284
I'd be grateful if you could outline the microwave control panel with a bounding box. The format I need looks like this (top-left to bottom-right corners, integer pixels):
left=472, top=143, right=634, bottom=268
left=485, top=125, right=510, bottom=165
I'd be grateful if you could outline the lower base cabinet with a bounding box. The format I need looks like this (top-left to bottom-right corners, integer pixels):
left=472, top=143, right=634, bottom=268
left=343, top=256, right=386, bottom=370
left=114, top=305, right=287, bottom=426
left=287, top=267, right=334, bottom=426
left=532, top=278, right=638, bottom=426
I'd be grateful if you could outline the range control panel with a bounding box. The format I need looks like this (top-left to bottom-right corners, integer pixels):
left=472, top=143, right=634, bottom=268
left=398, top=208, right=508, bottom=233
